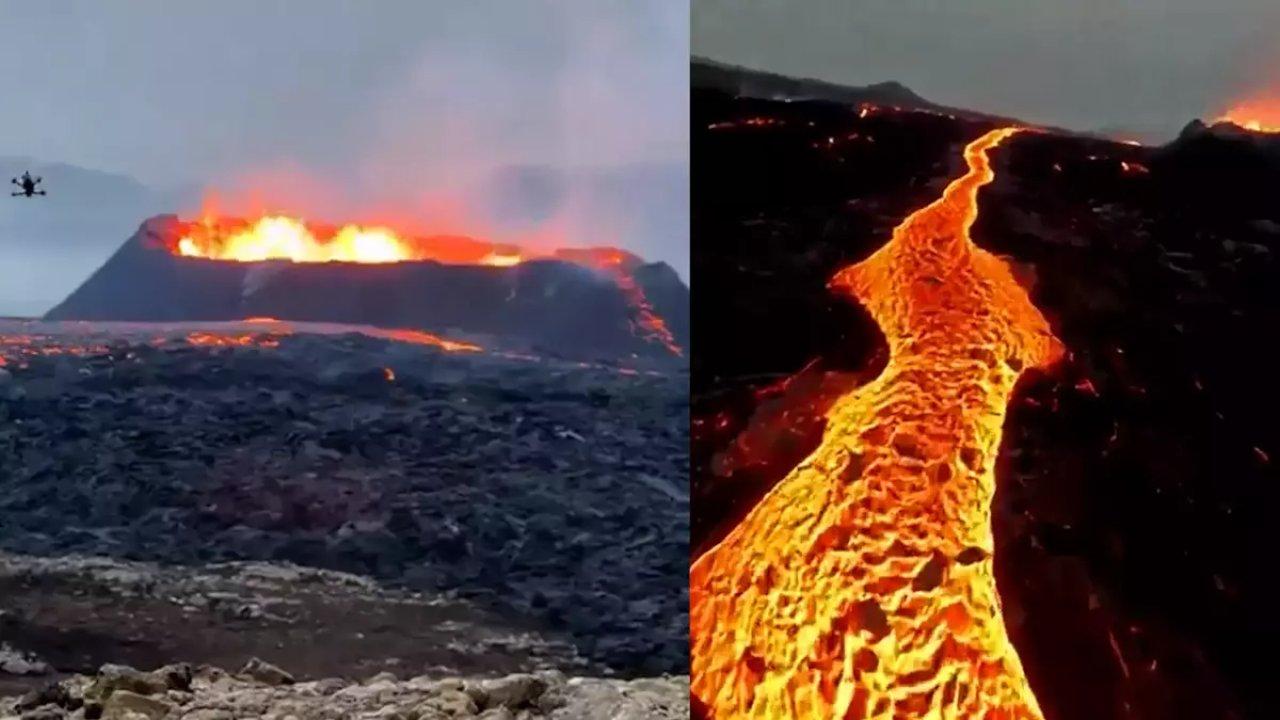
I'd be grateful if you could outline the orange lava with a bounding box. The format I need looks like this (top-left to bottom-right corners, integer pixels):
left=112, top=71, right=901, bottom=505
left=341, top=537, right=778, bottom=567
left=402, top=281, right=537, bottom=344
left=185, top=331, right=281, bottom=348
left=368, top=327, right=482, bottom=353
left=176, top=215, right=525, bottom=266
left=1217, top=96, right=1280, bottom=133
left=185, top=324, right=481, bottom=353
left=0, top=333, right=110, bottom=365
left=691, top=128, right=1062, bottom=718
left=480, top=251, right=524, bottom=267
left=599, top=256, right=684, bottom=358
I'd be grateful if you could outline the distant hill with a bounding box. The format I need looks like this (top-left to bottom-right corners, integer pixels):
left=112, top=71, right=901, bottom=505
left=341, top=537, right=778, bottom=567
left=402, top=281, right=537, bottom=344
left=692, top=56, right=1086, bottom=137
left=0, top=157, right=194, bottom=316
left=692, top=56, right=935, bottom=109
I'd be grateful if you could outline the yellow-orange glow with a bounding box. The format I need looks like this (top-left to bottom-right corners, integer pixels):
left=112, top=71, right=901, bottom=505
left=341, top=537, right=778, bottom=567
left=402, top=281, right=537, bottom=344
left=185, top=331, right=280, bottom=348
left=176, top=215, right=525, bottom=267
left=691, top=128, right=1060, bottom=718
left=1218, top=96, right=1280, bottom=133
left=480, top=251, right=523, bottom=267
left=369, top=327, right=482, bottom=354
left=330, top=225, right=410, bottom=264
left=600, top=260, right=683, bottom=358
left=1120, top=161, right=1150, bottom=176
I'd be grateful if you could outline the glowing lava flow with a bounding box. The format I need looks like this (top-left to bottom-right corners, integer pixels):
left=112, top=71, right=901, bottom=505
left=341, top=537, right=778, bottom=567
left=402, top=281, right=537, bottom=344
left=691, top=128, right=1062, bottom=719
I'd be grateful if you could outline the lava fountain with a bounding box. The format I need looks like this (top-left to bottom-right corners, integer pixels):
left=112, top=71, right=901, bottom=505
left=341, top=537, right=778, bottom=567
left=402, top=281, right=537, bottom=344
left=175, top=215, right=526, bottom=266
left=1216, top=95, right=1280, bottom=133
left=691, top=128, right=1063, bottom=718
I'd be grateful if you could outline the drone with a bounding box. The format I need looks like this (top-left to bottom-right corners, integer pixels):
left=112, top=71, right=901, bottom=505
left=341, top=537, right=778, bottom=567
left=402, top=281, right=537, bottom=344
left=10, top=171, right=46, bottom=197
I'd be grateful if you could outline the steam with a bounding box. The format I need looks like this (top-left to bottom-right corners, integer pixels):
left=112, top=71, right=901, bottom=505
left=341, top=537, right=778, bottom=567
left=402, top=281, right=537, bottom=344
left=197, top=1, right=688, bottom=272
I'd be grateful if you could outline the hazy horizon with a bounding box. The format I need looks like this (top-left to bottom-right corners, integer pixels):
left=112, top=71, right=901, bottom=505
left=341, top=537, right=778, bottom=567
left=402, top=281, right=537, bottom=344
left=694, top=0, right=1280, bottom=141
left=0, top=1, right=689, bottom=316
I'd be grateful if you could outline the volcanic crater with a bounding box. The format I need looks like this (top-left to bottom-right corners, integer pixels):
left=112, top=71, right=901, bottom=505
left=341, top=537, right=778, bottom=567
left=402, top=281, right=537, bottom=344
left=46, top=214, right=689, bottom=363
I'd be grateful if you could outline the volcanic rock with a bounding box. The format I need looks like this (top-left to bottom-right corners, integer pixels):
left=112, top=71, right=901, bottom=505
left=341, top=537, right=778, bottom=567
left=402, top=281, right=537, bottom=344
left=43, top=216, right=689, bottom=362
left=100, top=690, right=174, bottom=719
left=0, top=663, right=689, bottom=720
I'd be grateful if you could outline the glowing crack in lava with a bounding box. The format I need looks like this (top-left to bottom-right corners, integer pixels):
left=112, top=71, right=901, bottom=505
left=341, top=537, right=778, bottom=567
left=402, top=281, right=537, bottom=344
left=1217, top=96, right=1280, bottom=133
left=691, top=128, right=1063, bottom=719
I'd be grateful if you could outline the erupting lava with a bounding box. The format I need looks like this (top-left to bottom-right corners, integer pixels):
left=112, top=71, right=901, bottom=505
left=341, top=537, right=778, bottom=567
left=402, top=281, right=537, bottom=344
left=1217, top=96, right=1280, bottom=133
left=691, top=128, right=1062, bottom=718
left=176, top=215, right=525, bottom=266
left=169, top=215, right=684, bottom=357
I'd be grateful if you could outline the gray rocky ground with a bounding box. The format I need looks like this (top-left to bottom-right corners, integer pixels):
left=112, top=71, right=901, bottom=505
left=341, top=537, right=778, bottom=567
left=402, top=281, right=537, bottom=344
left=1, top=659, right=687, bottom=719
left=0, top=320, right=688, bottom=717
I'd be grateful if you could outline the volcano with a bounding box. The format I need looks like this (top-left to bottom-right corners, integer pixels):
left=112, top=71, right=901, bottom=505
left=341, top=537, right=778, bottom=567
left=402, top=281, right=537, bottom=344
left=692, top=59, right=1280, bottom=719
left=44, top=215, right=688, bottom=362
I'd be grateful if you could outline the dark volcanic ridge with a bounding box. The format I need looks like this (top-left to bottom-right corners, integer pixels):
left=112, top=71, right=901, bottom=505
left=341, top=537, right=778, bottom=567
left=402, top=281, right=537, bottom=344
left=44, top=215, right=689, bottom=364
left=693, top=56, right=935, bottom=109
left=694, top=56, right=1280, bottom=147
left=1176, top=117, right=1280, bottom=151
left=692, top=56, right=1028, bottom=129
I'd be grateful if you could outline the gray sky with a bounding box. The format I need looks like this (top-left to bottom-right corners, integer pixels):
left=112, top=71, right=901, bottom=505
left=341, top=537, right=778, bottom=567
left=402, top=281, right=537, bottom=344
left=694, top=0, right=1280, bottom=140
left=0, top=0, right=688, bottom=313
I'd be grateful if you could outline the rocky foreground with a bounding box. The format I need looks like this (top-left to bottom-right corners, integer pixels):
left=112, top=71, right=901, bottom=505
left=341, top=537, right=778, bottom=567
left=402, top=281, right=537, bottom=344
left=0, top=320, right=688, bottom=697
left=0, top=553, right=586, bottom=698
left=1, top=660, right=687, bottom=719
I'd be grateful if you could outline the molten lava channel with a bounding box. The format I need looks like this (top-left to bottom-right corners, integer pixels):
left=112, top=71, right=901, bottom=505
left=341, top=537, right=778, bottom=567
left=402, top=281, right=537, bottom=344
left=691, top=128, right=1063, bottom=719
left=176, top=215, right=526, bottom=266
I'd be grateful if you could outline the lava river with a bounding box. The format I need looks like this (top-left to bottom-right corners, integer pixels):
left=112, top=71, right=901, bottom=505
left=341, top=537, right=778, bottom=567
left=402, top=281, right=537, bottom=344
left=691, top=128, right=1064, bottom=719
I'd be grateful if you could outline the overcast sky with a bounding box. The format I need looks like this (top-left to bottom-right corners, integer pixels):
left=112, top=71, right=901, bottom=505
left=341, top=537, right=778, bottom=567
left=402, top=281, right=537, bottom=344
left=0, top=0, right=688, bottom=305
left=694, top=0, right=1280, bottom=140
